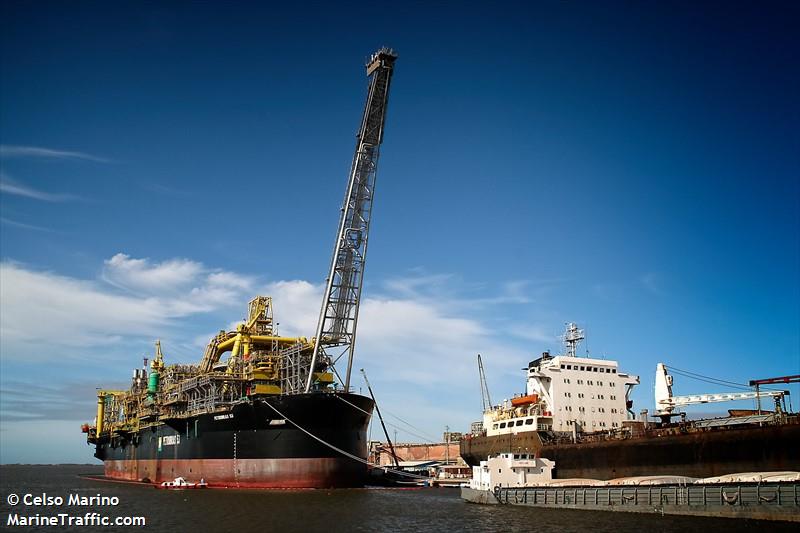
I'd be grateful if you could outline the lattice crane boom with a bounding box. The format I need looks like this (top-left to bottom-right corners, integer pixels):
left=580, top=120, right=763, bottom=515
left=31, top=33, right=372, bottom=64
left=478, top=354, right=493, bottom=412
left=306, top=48, right=397, bottom=393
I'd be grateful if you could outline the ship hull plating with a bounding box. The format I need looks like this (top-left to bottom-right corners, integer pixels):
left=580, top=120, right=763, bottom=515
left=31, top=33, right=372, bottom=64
left=94, top=393, right=374, bottom=488
left=460, top=421, right=800, bottom=479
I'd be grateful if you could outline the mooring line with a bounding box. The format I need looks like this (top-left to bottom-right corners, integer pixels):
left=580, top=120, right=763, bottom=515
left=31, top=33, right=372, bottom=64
left=263, top=400, right=428, bottom=480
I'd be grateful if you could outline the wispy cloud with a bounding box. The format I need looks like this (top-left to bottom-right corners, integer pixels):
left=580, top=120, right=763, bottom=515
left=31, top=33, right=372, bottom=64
left=0, top=256, right=255, bottom=356
left=0, top=145, right=110, bottom=163
left=102, top=253, right=208, bottom=294
left=0, top=173, right=79, bottom=202
left=0, top=217, right=56, bottom=233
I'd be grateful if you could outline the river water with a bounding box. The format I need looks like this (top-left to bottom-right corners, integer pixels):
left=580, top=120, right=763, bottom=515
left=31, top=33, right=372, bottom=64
left=0, top=465, right=794, bottom=532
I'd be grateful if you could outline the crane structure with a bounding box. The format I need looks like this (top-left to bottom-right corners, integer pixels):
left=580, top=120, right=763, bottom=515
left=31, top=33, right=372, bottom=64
left=654, top=363, right=788, bottom=419
left=749, top=374, right=800, bottom=413
left=478, top=354, right=493, bottom=412
left=306, top=48, right=397, bottom=393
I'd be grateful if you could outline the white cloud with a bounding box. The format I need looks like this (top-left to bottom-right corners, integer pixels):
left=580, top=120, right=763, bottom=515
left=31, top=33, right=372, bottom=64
left=261, top=280, right=322, bottom=337
left=0, top=173, right=79, bottom=202
left=101, top=253, right=255, bottom=309
left=0, top=256, right=255, bottom=359
left=0, top=144, right=109, bottom=162
left=0, top=256, right=543, bottom=403
left=102, top=253, right=206, bottom=293
left=1, top=262, right=173, bottom=350
left=0, top=255, right=563, bottom=461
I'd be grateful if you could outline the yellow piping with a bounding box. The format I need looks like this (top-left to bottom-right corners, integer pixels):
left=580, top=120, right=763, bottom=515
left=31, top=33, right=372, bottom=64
left=96, top=394, right=105, bottom=435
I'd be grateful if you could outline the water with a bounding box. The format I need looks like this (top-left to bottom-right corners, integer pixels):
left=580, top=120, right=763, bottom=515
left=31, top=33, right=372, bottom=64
left=0, top=465, right=794, bottom=532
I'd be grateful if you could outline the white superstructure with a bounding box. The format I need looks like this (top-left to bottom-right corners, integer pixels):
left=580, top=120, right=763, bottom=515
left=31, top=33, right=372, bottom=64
left=469, top=453, right=555, bottom=490
left=481, top=323, right=640, bottom=437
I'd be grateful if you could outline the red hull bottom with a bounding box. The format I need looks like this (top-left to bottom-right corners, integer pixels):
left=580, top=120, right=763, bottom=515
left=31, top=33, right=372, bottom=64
left=104, top=458, right=368, bottom=488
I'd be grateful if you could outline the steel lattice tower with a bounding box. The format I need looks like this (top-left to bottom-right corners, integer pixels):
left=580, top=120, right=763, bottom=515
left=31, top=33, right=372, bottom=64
left=306, top=48, right=397, bottom=392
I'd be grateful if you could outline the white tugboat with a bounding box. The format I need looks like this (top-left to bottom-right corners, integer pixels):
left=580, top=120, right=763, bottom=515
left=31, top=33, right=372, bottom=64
left=158, top=477, right=208, bottom=489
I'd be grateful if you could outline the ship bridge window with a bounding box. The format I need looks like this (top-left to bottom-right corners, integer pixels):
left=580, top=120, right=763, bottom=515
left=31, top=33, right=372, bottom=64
left=612, top=369, right=617, bottom=373
left=525, top=419, right=534, bottom=425
left=499, top=422, right=506, bottom=428
left=516, top=420, right=524, bottom=426
left=560, top=364, right=565, bottom=369
left=567, top=365, right=572, bottom=370
left=493, top=424, right=498, bottom=429
left=593, top=367, right=598, bottom=372
left=580, top=366, right=585, bottom=371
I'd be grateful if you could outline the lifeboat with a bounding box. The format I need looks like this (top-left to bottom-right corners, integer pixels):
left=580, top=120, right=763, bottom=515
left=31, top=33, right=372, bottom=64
left=511, top=394, right=539, bottom=407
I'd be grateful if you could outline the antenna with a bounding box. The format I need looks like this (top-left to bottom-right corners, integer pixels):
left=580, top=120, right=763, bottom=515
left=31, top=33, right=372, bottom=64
left=561, top=323, right=585, bottom=358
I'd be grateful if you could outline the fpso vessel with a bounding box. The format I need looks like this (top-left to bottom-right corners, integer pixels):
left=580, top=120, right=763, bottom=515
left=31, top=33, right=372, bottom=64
left=460, top=323, right=800, bottom=479
left=93, top=375, right=375, bottom=488
left=83, top=48, right=397, bottom=488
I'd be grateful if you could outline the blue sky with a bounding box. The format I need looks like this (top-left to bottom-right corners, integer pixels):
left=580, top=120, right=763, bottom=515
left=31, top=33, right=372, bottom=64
left=1, top=1, right=798, bottom=463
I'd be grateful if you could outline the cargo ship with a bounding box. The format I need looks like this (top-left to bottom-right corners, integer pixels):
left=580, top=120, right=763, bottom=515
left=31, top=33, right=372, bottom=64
left=83, top=48, right=398, bottom=488
left=460, top=323, right=800, bottom=479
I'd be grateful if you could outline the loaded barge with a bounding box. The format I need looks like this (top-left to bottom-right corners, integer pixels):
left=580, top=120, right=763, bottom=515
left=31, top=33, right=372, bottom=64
left=461, top=453, right=800, bottom=522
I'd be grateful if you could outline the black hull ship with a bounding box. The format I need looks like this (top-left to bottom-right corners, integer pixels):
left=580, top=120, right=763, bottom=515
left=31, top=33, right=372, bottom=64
left=83, top=48, right=398, bottom=488
left=95, top=393, right=373, bottom=488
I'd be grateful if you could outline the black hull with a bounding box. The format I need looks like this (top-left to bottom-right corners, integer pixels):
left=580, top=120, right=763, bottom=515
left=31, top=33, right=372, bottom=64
left=93, top=392, right=374, bottom=488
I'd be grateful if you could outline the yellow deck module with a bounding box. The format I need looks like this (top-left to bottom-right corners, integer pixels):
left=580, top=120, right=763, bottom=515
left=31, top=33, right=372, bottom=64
left=250, top=383, right=282, bottom=395
left=313, top=372, right=335, bottom=384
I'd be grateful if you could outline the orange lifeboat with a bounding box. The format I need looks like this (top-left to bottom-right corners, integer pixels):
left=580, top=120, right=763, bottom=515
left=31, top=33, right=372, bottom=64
left=511, top=394, right=539, bottom=407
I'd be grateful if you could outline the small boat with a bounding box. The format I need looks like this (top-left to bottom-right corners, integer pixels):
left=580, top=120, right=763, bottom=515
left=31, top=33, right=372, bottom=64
left=157, top=477, right=208, bottom=489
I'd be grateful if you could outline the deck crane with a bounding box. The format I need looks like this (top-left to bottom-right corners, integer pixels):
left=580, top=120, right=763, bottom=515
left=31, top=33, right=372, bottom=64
left=749, top=374, right=800, bottom=413
left=306, top=48, right=397, bottom=393
left=478, top=354, right=493, bottom=412
left=654, top=363, right=789, bottom=421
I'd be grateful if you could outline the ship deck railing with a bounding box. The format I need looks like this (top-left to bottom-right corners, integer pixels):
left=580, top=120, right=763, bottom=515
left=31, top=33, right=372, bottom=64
left=489, top=481, right=800, bottom=521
